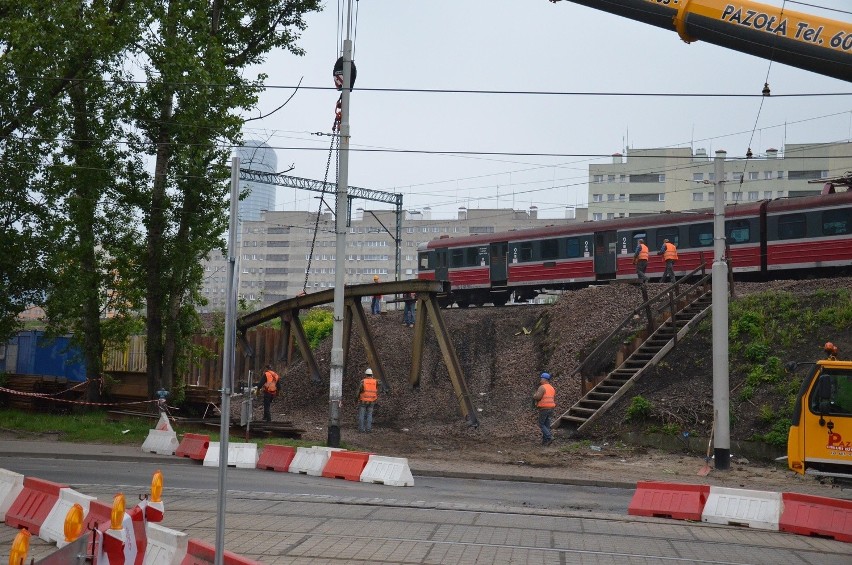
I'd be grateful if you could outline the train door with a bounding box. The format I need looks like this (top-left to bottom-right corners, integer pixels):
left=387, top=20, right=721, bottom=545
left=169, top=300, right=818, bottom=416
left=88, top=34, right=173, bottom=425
left=489, top=241, right=508, bottom=284
left=435, top=249, right=449, bottom=282
left=593, top=231, right=618, bottom=278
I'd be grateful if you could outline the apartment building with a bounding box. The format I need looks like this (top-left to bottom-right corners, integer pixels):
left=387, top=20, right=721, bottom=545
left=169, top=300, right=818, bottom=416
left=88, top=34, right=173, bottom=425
left=200, top=206, right=587, bottom=312
left=587, top=142, right=852, bottom=220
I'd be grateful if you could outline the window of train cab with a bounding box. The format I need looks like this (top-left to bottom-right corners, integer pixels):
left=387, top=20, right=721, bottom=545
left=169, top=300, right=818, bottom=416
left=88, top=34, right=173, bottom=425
left=418, top=252, right=430, bottom=271
left=451, top=249, right=464, bottom=268
left=689, top=223, right=713, bottom=248
left=519, top=242, right=534, bottom=261
left=726, top=219, right=753, bottom=244
left=822, top=208, right=852, bottom=236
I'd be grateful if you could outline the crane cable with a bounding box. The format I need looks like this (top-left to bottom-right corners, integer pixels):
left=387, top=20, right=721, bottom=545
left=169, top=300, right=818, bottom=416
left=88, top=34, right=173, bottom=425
left=302, top=103, right=341, bottom=294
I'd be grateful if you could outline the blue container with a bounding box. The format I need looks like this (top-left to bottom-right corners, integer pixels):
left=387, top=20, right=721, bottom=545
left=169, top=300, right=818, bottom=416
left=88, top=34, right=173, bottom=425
left=12, top=331, right=87, bottom=382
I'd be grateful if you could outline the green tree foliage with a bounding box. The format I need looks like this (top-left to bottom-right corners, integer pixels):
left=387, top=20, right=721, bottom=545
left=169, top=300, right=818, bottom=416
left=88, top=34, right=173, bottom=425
left=302, top=309, right=333, bottom=349
left=0, top=0, right=322, bottom=400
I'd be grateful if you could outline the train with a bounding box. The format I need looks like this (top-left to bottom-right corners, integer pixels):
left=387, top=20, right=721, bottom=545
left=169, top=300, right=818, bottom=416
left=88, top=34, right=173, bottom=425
left=416, top=190, right=852, bottom=307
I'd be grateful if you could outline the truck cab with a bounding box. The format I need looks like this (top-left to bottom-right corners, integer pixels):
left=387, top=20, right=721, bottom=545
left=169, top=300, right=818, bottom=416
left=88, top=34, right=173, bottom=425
left=787, top=359, right=852, bottom=479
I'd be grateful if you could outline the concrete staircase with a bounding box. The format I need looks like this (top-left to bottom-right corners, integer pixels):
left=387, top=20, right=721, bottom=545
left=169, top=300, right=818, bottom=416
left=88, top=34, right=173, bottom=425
left=556, top=288, right=712, bottom=437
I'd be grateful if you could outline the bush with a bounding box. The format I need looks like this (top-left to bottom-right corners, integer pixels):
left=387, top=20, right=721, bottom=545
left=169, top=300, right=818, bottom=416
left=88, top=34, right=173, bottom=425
left=626, top=395, right=652, bottom=421
left=301, top=309, right=333, bottom=349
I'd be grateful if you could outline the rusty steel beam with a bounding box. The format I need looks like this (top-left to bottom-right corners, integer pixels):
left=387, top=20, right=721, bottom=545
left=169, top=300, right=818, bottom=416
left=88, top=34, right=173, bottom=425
left=347, top=298, right=390, bottom=393
left=422, top=294, right=479, bottom=428
left=237, top=280, right=444, bottom=332
left=409, top=295, right=427, bottom=388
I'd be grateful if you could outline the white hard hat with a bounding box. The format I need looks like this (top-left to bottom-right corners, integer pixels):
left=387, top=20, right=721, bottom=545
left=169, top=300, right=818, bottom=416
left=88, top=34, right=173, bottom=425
left=364, top=368, right=373, bottom=375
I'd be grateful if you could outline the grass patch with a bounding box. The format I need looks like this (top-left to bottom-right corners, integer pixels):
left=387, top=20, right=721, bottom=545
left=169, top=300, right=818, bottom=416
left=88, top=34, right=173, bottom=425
left=0, top=409, right=153, bottom=443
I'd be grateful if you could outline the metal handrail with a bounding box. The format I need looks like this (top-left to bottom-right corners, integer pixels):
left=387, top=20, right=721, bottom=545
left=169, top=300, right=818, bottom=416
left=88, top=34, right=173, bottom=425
left=573, top=260, right=709, bottom=380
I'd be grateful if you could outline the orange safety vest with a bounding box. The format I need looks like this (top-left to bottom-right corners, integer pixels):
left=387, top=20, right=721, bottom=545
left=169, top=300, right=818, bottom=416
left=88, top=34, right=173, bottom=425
left=263, top=371, right=279, bottom=395
left=636, top=243, right=649, bottom=262
left=537, top=383, right=556, bottom=409
left=359, top=377, right=378, bottom=403
left=663, top=242, right=678, bottom=261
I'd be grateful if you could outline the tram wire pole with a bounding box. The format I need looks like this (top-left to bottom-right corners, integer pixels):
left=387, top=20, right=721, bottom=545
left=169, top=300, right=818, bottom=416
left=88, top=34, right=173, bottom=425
left=712, top=150, right=730, bottom=470
left=214, top=156, right=240, bottom=563
left=329, top=0, right=354, bottom=447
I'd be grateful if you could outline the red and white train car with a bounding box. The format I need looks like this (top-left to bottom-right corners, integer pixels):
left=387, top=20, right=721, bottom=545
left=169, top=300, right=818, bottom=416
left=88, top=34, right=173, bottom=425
left=417, top=191, right=852, bottom=307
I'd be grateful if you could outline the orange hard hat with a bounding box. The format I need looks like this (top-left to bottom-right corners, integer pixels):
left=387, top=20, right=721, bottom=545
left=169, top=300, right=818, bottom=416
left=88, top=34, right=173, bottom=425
left=825, top=341, right=838, bottom=353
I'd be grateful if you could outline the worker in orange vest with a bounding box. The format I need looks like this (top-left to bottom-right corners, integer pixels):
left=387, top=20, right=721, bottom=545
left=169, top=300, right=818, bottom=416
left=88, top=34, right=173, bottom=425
left=357, top=368, right=378, bottom=432
left=371, top=275, right=382, bottom=314
left=253, top=364, right=279, bottom=422
left=633, top=239, right=649, bottom=283
left=533, top=372, right=556, bottom=446
left=658, top=238, right=679, bottom=283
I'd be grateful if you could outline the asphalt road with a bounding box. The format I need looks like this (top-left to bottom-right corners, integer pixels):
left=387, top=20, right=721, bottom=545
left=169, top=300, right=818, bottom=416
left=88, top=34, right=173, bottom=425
left=2, top=455, right=850, bottom=564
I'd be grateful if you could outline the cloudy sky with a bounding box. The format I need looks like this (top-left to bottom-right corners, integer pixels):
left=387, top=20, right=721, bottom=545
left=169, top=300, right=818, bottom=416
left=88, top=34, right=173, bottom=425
left=242, top=0, right=852, bottom=219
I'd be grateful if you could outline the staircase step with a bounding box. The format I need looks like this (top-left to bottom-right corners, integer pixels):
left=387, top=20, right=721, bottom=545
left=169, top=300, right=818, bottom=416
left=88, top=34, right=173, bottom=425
left=596, top=386, right=620, bottom=393
left=579, top=400, right=605, bottom=407
left=571, top=407, right=597, bottom=416
left=588, top=393, right=612, bottom=402
left=559, top=415, right=587, bottom=424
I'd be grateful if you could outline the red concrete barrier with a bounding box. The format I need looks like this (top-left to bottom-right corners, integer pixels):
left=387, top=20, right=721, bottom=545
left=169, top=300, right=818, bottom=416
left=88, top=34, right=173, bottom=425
left=4, top=477, right=68, bottom=535
left=83, top=499, right=113, bottom=531
left=180, top=538, right=263, bottom=565
left=628, top=481, right=710, bottom=521
left=780, top=492, right=852, bottom=543
left=176, top=433, right=210, bottom=461
left=322, top=451, right=372, bottom=481
left=257, top=445, right=296, bottom=472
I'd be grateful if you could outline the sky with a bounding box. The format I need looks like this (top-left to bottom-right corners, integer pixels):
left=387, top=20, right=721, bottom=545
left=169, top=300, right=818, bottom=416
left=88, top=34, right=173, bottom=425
left=241, top=0, right=852, bottom=220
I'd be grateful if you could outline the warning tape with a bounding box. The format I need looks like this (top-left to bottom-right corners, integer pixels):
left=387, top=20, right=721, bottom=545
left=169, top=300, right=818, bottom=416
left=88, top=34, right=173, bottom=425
left=0, top=386, right=160, bottom=407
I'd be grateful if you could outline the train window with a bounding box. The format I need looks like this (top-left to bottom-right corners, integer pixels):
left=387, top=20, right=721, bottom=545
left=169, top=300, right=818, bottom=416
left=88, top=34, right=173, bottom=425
left=519, top=242, right=533, bottom=261
left=465, top=247, right=478, bottom=265
left=689, top=223, right=713, bottom=247
left=655, top=228, right=679, bottom=249
left=565, top=238, right=580, bottom=259
left=541, top=239, right=559, bottom=260
left=727, top=220, right=751, bottom=244
left=451, top=249, right=464, bottom=267
left=418, top=253, right=429, bottom=270
left=822, top=209, right=851, bottom=236
left=778, top=213, right=807, bottom=240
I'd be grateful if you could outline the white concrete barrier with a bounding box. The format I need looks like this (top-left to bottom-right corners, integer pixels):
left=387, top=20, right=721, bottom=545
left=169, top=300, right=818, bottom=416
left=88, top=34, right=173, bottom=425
left=144, top=522, right=188, bottom=565
left=40, top=488, right=97, bottom=545
left=0, top=468, right=24, bottom=521
left=141, top=429, right=179, bottom=455
left=702, top=486, right=782, bottom=530
left=360, top=455, right=415, bottom=487
left=202, top=442, right=258, bottom=469
left=288, top=446, right=345, bottom=476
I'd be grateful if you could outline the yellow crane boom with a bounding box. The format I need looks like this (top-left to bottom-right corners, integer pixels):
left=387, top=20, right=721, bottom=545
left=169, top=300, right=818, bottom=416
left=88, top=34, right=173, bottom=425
left=549, top=0, right=852, bottom=82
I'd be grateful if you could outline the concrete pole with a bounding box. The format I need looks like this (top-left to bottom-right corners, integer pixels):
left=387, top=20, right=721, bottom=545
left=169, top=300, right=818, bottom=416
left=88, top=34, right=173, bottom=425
left=712, top=150, right=730, bottom=470
left=328, top=1, right=353, bottom=447
left=214, top=156, right=240, bottom=563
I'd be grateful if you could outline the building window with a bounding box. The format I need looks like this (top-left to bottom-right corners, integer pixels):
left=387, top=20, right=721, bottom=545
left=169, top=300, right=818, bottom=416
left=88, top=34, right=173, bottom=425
left=593, top=174, right=603, bottom=183
left=692, top=192, right=703, bottom=202
left=764, top=191, right=773, bottom=199
left=708, top=173, right=715, bottom=181
left=620, top=174, right=627, bottom=183
left=607, top=194, right=615, bottom=201
left=658, top=174, right=666, bottom=182
left=607, top=175, right=615, bottom=182
left=732, top=172, right=743, bottom=181
left=606, top=213, right=614, bottom=219
left=592, top=213, right=603, bottom=221
left=748, top=171, right=759, bottom=180
left=618, top=194, right=626, bottom=202
left=693, top=173, right=704, bottom=181
left=592, top=194, right=603, bottom=202
left=777, top=171, right=785, bottom=179
left=764, top=171, right=773, bottom=179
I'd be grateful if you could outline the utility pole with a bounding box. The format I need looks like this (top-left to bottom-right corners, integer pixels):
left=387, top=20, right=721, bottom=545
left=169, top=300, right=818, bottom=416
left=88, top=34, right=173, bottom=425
left=329, top=0, right=354, bottom=447
left=712, top=150, right=730, bottom=470
left=214, top=156, right=240, bottom=563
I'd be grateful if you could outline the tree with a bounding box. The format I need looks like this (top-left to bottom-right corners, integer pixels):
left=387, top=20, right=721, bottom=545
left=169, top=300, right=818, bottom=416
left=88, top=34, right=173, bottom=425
left=132, top=0, right=321, bottom=396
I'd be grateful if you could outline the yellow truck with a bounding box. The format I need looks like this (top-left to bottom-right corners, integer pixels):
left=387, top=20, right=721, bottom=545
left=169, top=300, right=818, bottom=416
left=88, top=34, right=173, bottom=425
left=787, top=357, right=852, bottom=479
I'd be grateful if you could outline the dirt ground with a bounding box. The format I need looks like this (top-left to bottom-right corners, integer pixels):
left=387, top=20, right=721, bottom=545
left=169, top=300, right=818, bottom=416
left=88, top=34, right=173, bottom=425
left=258, top=277, right=852, bottom=499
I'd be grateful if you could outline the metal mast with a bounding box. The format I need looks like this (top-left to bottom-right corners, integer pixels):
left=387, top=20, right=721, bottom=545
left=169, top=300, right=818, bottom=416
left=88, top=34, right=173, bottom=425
left=328, top=0, right=354, bottom=447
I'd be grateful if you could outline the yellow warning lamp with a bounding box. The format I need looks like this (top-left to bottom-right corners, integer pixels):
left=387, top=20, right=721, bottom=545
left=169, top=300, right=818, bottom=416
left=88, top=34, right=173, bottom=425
left=8, top=528, right=30, bottom=565
left=110, top=493, right=126, bottom=530
left=64, top=503, right=85, bottom=543
left=151, top=470, right=163, bottom=503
